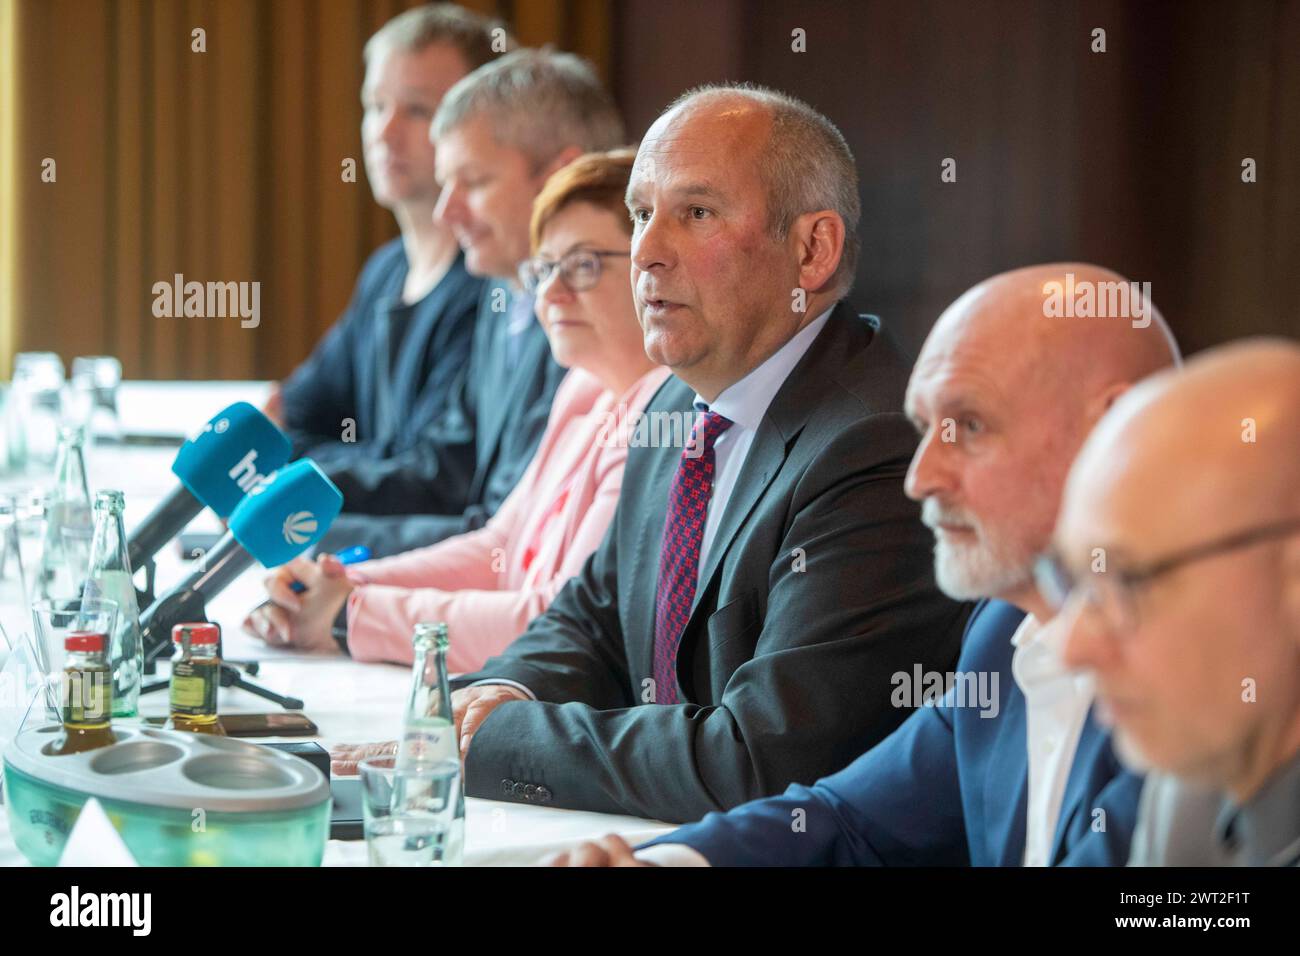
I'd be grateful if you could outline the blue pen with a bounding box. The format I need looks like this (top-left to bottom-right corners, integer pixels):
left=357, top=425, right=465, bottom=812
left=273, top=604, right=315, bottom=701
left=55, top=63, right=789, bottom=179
left=288, top=545, right=371, bottom=592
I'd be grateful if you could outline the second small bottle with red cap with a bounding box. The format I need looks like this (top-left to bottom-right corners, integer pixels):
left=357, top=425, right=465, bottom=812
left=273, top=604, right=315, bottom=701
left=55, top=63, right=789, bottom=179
left=167, top=623, right=225, bottom=735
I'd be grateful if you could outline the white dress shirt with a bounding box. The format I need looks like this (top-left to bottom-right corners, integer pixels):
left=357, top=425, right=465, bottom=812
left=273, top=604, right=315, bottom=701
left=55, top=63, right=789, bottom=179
left=473, top=307, right=834, bottom=704
left=1012, top=613, right=1095, bottom=866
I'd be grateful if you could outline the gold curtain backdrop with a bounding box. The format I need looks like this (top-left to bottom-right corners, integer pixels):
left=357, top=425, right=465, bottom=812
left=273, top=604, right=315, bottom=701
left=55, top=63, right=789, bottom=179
left=3, top=0, right=613, bottom=380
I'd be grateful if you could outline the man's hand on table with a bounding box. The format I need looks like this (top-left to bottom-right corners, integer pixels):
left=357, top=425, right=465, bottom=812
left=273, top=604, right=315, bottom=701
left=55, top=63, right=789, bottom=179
left=543, top=835, right=654, bottom=867
left=242, top=553, right=352, bottom=652
left=454, top=684, right=529, bottom=757
left=329, top=684, right=530, bottom=775
left=330, top=740, right=399, bottom=776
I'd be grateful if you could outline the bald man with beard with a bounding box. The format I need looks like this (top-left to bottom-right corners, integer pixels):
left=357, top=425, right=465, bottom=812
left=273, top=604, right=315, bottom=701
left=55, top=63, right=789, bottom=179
left=551, top=263, right=1180, bottom=867
left=1054, top=339, right=1300, bottom=866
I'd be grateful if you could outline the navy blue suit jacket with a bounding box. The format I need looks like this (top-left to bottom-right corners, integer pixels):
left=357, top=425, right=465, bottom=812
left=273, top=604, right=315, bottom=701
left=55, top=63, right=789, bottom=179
left=643, top=600, right=1142, bottom=865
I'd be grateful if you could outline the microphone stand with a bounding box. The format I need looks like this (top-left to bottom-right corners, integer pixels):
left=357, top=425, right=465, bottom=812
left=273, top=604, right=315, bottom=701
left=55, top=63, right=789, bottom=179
left=137, top=557, right=157, bottom=660
left=137, top=537, right=305, bottom=709
left=139, top=625, right=305, bottom=710
left=139, top=647, right=305, bottom=710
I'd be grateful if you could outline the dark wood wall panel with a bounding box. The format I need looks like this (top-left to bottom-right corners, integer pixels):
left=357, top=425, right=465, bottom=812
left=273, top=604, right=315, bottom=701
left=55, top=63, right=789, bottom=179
left=616, top=0, right=1300, bottom=357
left=9, top=0, right=1296, bottom=381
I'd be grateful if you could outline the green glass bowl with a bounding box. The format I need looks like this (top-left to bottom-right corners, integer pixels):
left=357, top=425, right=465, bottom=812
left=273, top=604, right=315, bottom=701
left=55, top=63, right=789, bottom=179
left=3, top=726, right=330, bottom=866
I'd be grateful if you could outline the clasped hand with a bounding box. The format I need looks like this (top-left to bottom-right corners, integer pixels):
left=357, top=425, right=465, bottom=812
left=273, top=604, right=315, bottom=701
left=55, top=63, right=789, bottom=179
left=242, top=553, right=354, bottom=652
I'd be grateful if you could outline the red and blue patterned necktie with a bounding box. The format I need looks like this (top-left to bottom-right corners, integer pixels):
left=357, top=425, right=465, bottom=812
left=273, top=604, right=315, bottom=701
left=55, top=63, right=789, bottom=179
left=652, top=409, right=734, bottom=704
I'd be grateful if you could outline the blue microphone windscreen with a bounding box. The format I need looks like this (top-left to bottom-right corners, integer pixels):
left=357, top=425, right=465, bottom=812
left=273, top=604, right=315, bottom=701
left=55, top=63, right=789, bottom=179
left=227, top=459, right=344, bottom=568
left=172, top=403, right=292, bottom=517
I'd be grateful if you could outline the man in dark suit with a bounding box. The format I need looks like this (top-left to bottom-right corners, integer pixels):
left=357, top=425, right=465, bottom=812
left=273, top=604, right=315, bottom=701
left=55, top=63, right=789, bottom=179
left=306, top=48, right=625, bottom=558
left=439, top=84, right=969, bottom=823
left=549, top=263, right=1181, bottom=864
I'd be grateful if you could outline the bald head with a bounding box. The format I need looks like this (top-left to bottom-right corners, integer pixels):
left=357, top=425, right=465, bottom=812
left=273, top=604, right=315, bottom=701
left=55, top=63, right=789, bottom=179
left=921, top=263, right=1178, bottom=413
left=638, top=89, right=774, bottom=187
left=1059, top=338, right=1300, bottom=796
left=904, top=263, right=1180, bottom=612
left=656, top=84, right=861, bottom=297
left=1067, top=337, right=1300, bottom=542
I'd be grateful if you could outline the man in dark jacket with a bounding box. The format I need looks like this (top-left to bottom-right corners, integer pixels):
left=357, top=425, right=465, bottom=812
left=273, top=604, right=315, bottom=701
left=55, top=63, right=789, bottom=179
left=431, top=85, right=969, bottom=823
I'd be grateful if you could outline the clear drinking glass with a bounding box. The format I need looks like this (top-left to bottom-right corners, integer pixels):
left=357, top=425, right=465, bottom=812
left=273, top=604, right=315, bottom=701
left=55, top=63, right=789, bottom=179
left=0, top=384, right=14, bottom=472
left=68, top=356, right=122, bottom=440
left=0, top=496, right=29, bottom=640
left=12, top=352, right=66, bottom=466
left=30, top=598, right=119, bottom=709
left=359, top=755, right=463, bottom=867
left=14, top=491, right=49, bottom=606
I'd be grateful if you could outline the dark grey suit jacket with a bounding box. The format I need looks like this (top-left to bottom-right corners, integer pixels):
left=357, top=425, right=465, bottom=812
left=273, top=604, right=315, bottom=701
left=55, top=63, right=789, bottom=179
left=455, top=303, right=971, bottom=822
left=318, top=280, right=565, bottom=557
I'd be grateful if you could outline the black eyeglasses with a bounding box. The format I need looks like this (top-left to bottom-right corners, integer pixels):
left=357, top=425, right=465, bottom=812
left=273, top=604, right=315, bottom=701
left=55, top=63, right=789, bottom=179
left=518, top=249, right=630, bottom=295
left=1034, top=515, right=1300, bottom=633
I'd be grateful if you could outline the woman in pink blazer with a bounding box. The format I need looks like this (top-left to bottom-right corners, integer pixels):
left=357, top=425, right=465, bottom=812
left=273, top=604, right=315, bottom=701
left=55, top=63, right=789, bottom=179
left=244, top=150, right=668, bottom=670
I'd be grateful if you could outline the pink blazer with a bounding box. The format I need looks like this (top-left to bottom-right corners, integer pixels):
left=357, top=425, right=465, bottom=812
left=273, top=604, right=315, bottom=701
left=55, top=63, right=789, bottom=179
left=343, top=364, right=671, bottom=670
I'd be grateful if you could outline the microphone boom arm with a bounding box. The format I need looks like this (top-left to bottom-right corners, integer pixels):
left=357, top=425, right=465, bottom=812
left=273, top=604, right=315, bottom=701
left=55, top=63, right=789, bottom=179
left=139, top=533, right=254, bottom=665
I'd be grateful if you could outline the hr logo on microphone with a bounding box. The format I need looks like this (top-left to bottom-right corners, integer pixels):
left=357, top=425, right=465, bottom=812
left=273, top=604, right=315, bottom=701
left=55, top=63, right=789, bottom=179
left=227, top=450, right=270, bottom=493
left=282, top=511, right=318, bottom=545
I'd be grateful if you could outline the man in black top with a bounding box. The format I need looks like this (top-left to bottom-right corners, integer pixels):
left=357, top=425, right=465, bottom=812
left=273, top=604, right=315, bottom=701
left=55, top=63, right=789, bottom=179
left=299, top=47, right=626, bottom=558
left=270, top=5, right=503, bottom=508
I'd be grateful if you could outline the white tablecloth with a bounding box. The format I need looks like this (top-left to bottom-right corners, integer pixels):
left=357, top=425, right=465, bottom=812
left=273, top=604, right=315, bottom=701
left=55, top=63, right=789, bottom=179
left=0, top=381, right=675, bottom=866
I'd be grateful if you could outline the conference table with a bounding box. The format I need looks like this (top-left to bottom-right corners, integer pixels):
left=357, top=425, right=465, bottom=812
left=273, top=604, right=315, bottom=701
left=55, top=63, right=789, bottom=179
left=0, top=381, right=676, bottom=866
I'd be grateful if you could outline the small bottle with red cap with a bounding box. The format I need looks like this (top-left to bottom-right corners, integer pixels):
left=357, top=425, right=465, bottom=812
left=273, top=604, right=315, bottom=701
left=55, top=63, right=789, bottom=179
left=167, top=622, right=225, bottom=735
left=43, top=630, right=117, bottom=756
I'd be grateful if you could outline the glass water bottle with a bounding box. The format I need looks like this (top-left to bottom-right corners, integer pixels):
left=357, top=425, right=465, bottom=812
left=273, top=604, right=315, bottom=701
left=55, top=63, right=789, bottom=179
left=82, top=489, right=144, bottom=717
left=39, top=425, right=93, bottom=601
left=398, top=622, right=465, bottom=864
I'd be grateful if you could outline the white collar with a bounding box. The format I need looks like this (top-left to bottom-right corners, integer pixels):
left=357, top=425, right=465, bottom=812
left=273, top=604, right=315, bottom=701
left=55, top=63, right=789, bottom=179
left=1010, top=612, right=1042, bottom=647
left=693, top=307, right=835, bottom=426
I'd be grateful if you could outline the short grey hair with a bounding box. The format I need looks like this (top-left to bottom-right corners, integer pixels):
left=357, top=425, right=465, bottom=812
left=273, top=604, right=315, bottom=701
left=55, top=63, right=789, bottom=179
left=364, top=3, right=509, bottom=72
left=432, top=48, right=625, bottom=169
left=668, top=83, right=862, bottom=298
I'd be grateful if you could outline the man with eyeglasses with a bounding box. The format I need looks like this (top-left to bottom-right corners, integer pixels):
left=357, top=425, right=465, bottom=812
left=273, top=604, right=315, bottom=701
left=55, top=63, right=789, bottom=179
left=552, top=262, right=1181, bottom=866
left=1053, top=338, right=1300, bottom=866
